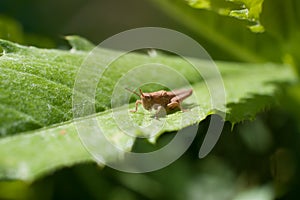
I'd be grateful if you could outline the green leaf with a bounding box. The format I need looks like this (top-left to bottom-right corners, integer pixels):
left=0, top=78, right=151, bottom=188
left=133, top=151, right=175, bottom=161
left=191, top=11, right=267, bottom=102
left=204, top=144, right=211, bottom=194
left=0, top=15, right=24, bottom=43
left=0, top=38, right=296, bottom=181
left=147, top=0, right=270, bottom=63
left=185, top=0, right=265, bottom=32
left=0, top=15, right=55, bottom=48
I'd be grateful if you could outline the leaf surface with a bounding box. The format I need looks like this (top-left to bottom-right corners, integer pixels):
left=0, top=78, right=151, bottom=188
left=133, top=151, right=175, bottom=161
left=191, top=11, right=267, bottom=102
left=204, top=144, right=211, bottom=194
left=0, top=38, right=296, bottom=181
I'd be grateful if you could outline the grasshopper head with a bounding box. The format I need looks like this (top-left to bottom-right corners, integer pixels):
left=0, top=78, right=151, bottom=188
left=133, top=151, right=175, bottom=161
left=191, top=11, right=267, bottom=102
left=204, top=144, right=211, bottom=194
left=140, top=89, right=153, bottom=110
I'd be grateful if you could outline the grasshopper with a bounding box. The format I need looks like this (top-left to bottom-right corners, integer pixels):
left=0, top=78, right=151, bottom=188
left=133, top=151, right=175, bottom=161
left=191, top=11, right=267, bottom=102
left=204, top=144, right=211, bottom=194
left=126, top=88, right=193, bottom=117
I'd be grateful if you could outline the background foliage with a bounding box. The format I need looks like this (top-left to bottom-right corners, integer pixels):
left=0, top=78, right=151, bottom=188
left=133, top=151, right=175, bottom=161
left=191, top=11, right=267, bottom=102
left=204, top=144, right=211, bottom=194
left=0, top=0, right=300, bottom=199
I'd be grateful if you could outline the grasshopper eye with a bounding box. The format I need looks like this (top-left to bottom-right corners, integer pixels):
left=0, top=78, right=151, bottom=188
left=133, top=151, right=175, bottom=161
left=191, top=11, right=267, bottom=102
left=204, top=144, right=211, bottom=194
left=145, top=95, right=151, bottom=101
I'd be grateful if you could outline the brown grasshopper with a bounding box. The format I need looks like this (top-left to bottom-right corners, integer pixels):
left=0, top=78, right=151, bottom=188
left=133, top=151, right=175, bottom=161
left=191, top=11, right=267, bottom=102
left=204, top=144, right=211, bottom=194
left=126, top=88, right=193, bottom=117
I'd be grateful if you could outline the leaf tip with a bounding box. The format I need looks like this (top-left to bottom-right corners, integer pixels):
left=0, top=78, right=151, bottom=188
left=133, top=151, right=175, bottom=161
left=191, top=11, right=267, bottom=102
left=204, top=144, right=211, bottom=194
left=230, top=122, right=236, bottom=131
left=248, top=23, right=265, bottom=33
left=65, top=35, right=95, bottom=51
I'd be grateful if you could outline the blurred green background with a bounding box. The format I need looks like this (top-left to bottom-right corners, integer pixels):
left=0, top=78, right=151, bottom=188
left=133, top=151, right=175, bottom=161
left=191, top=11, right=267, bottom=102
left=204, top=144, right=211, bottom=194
left=0, top=0, right=300, bottom=199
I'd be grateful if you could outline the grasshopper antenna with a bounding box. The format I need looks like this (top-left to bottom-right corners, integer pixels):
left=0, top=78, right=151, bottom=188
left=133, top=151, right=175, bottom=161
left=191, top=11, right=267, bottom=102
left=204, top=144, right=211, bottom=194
left=139, top=88, right=145, bottom=97
left=125, top=88, right=140, bottom=97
